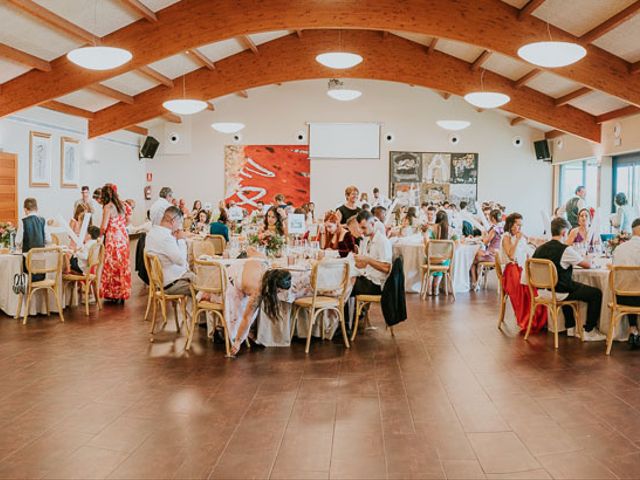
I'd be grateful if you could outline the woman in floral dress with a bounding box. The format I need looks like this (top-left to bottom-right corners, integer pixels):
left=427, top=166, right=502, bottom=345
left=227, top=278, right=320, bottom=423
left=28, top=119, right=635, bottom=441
left=99, top=184, right=131, bottom=303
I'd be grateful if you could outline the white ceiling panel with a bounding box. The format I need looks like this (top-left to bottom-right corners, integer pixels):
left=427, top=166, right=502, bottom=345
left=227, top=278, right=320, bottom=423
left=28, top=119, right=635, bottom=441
left=531, top=0, right=636, bottom=37
left=56, top=90, right=119, bottom=111
left=435, top=39, right=484, bottom=63
left=482, top=52, right=531, bottom=81
left=148, top=53, right=201, bottom=79
left=526, top=72, right=581, bottom=98
left=567, top=91, right=629, bottom=116
left=0, top=3, right=79, bottom=60
left=249, top=30, right=291, bottom=46
left=0, top=58, right=30, bottom=84
left=102, top=71, right=158, bottom=96
left=196, top=39, right=245, bottom=63
left=593, top=14, right=640, bottom=63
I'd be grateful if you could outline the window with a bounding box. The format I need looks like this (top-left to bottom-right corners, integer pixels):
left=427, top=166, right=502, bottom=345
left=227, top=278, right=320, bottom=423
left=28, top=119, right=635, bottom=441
left=613, top=153, right=640, bottom=210
left=558, top=159, right=599, bottom=208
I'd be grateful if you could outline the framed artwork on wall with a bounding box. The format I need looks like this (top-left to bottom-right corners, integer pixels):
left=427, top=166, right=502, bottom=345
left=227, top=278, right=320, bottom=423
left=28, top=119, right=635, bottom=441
left=60, top=137, right=80, bottom=188
left=29, top=131, right=52, bottom=187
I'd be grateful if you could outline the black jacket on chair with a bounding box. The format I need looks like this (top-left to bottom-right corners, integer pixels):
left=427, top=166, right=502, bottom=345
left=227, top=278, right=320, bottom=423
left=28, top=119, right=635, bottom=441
left=381, top=256, right=407, bottom=327
left=135, top=233, right=149, bottom=285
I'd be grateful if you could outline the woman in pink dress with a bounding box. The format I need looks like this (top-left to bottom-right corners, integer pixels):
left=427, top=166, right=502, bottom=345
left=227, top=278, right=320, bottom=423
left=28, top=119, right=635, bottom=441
left=99, top=184, right=131, bottom=303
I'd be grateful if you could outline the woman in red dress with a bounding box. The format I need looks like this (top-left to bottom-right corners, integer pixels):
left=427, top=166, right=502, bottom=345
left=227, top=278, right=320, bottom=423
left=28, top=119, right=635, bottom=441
left=99, top=184, right=131, bottom=304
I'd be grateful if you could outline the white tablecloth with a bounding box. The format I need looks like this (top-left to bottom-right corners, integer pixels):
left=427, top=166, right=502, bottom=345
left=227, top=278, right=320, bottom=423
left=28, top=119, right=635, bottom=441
left=391, top=235, right=480, bottom=293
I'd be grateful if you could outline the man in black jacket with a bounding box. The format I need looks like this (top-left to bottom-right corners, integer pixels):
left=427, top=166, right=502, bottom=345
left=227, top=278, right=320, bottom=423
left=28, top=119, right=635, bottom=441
left=532, top=217, right=606, bottom=342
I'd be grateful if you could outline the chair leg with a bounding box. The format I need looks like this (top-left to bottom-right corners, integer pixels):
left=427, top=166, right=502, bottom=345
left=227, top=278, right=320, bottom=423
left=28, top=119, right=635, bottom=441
left=15, top=292, right=23, bottom=320
left=44, top=288, right=50, bottom=317
left=420, top=272, right=427, bottom=299
left=574, top=305, right=583, bottom=340
left=185, top=308, right=200, bottom=350
left=93, top=281, right=102, bottom=310
left=144, top=287, right=153, bottom=321
left=351, top=300, right=363, bottom=342
left=606, top=309, right=618, bottom=356
left=305, top=308, right=315, bottom=354
left=290, top=305, right=299, bottom=341
left=149, top=299, right=159, bottom=338
left=338, top=307, right=350, bottom=349
left=160, top=301, right=168, bottom=330
left=219, top=315, right=232, bottom=357
left=22, top=288, right=33, bottom=325
left=497, top=291, right=506, bottom=329
left=448, top=273, right=456, bottom=300
left=53, top=287, right=64, bottom=323
left=84, top=281, right=90, bottom=316
left=552, top=307, right=559, bottom=349
left=172, top=301, right=180, bottom=332
left=524, top=301, right=536, bottom=341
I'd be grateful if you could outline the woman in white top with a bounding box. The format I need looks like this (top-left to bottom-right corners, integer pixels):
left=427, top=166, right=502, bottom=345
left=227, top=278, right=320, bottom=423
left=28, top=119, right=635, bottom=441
left=500, top=213, right=528, bottom=268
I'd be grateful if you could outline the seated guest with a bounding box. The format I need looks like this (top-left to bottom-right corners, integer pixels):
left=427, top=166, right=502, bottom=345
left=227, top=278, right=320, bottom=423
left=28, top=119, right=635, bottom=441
left=400, top=207, right=418, bottom=236
left=347, top=210, right=392, bottom=326
left=209, top=208, right=230, bottom=241
left=190, top=210, right=211, bottom=234
left=145, top=206, right=193, bottom=295
left=67, top=226, right=101, bottom=274
left=337, top=185, right=361, bottom=224
left=346, top=215, right=363, bottom=250
left=69, top=203, right=91, bottom=249
left=306, top=202, right=316, bottom=223
left=16, top=198, right=52, bottom=281
left=316, top=211, right=341, bottom=250
left=533, top=217, right=605, bottom=341
left=426, top=210, right=451, bottom=296
left=612, top=218, right=640, bottom=347
left=190, top=200, right=202, bottom=219
left=567, top=208, right=598, bottom=250
left=371, top=205, right=387, bottom=236
left=149, top=187, right=173, bottom=226
left=421, top=205, right=437, bottom=236
left=261, top=206, right=286, bottom=236
left=612, top=192, right=634, bottom=234
left=471, top=208, right=503, bottom=290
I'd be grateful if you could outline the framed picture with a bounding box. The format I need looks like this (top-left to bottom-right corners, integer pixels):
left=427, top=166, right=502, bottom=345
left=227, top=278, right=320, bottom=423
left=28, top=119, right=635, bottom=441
left=29, top=131, right=52, bottom=187
left=60, top=136, right=80, bottom=188
left=389, top=151, right=422, bottom=183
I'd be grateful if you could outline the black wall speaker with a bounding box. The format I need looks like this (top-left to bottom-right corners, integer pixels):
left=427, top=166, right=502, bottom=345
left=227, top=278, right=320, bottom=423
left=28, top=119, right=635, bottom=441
left=139, top=136, right=160, bottom=159
left=533, top=139, right=551, bottom=162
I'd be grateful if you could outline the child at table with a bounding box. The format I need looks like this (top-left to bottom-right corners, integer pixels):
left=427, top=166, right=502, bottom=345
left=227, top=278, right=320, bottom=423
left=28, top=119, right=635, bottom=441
left=16, top=198, right=51, bottom=281
left=66, top=226, right=101, bottom=275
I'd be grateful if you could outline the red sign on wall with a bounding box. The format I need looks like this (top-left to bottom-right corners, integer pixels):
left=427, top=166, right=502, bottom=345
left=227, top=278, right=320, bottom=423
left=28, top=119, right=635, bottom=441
left=146, top=172, right=153, bottom=182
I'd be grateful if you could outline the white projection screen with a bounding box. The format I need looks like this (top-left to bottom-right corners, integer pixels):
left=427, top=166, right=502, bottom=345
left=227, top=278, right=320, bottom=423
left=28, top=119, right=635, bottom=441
left=309, top=122, right=381, bottom=159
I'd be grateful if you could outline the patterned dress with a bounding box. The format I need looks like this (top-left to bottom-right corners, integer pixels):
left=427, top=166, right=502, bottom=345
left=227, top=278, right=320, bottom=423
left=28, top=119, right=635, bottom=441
left=100, top=206, right=131, bottom=300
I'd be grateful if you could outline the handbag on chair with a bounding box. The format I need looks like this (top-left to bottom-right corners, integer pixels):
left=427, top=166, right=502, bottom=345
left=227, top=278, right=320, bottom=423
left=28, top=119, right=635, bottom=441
left=13, top=272, right=27, bottom=295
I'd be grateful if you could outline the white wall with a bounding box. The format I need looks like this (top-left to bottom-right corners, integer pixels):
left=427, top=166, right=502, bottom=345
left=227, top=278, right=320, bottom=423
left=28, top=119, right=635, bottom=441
left=0, top=108, right=147, bottom=224
left=148, top=79, right=553, bottom=233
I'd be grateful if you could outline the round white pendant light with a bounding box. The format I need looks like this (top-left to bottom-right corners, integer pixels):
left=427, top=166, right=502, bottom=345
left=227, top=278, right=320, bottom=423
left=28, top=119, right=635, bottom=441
left=464, top=92, right=510, bottom=109
left=163, top=99, right=207, bottom=115
left=211, top=122, right=245, bottom=134
left=316, top=52, right=363, bottom=69
left=67, top=46, right=132, bottom=70
left=436, top=120, right=471, bottom=131
left=517, top=41, right=586, bottom=68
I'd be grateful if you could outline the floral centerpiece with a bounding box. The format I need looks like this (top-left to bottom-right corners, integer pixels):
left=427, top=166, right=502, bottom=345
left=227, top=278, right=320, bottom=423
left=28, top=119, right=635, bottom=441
left=248, top=230, right=286, bottom=257
left=0, top=222, right=16, bottom=248
left=608, top=232, right=631, bottom=252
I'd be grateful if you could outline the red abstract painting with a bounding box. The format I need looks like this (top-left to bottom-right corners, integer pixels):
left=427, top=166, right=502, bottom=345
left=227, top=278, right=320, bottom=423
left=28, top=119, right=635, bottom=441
left=224, top=145, right=310, bottom=211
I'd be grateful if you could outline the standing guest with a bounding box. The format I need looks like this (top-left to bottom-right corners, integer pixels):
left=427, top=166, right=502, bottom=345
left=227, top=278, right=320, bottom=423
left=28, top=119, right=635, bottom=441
left=371, top=206, right=388, bottom=236
left=612, top=218, right=640, bottom=347
left=69, top=203, right=91, bottom=249
left=274, top=193, right=287, bottom=209
left=533, top=217, right=605, bottom=341
left=92, top=188, right=103, bottom=226
left=261, top=206, right=286, bottom=236
left=190, top=210, right=210, bottom=234
left=346, top=210, right=392, bottom=326
left=371, top=187, right=391, bottom=208
left=150, top=187, right=173, bottom=226
left=73, top=186, right=95, bottom=214
left=145, top=206, right=193, bottom=295
left=337, top=186, right=361, bottom=224
left=209, top=208, right=230, bottom=241
left=16, top=198, right=51, bottom=281
left=567, top=208, right=598, bottom=249
left=99, top=184, right=131, bottom=304
left=470, top=209, right=503, bottom=290
left=611, top=192, right=635, bottom=234
left=190, top=200, right=202, bottom=219
left=564, top=186, right=587, bottom=228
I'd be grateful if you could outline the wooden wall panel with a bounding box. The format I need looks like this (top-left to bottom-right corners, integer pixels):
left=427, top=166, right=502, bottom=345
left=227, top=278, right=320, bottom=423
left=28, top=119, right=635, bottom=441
left=0, top=153, right=18, bottom=225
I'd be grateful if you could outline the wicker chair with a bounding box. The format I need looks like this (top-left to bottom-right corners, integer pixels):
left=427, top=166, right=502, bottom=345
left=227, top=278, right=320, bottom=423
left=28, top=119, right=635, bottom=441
left=17, top=247, right=65, bottom=325
left=606, top=265, right=640, bottom=355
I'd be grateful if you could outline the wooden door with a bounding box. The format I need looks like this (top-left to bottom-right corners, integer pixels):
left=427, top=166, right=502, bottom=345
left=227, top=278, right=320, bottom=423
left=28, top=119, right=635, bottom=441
left=0, top=153, right=18, bottom=225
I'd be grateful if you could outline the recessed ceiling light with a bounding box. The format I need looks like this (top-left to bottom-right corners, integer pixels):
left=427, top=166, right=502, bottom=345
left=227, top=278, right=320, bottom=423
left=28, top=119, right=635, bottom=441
left=436, top=120, right=471, bottom=131
left=162, top=99, right=207, bottom=115
left=67, top=46, right=132, bottom=70
left=517, top=41, right=586, bottom=68
left=464, top=92, right=510, bottom=109
left=211, top=122, right=245, bottom=134
left=316, top=52, right=363, bottom=69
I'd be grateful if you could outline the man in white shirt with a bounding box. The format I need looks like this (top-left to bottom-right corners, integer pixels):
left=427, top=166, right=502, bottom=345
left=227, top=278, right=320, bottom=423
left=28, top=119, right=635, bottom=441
left=145, top=206, right=192, bottom=295
left=149, top=187, right=174, bottom=226
left=371, top=187, right=391, bottom=209
left=227, top=201, right=245, bottom=221
left=371, top=206, right=388, bottom=236
left=345, top=210, right=392, bottom=329
left=612, top=218, right=640, bottom=345
left=532, top=217, right=606, bottom=341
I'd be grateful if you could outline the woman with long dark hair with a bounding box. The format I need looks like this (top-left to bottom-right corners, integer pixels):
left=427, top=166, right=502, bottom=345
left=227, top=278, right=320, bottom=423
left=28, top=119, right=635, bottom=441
left=262, top=206, right=286, bottom=236
left=99, top=184, right=131, bottom=303
left=427, top=210, right=451, bottom=295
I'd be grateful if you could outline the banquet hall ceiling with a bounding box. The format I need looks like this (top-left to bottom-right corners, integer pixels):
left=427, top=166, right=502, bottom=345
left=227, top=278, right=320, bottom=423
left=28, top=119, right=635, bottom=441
left=0, top=0, right=639, bottom=141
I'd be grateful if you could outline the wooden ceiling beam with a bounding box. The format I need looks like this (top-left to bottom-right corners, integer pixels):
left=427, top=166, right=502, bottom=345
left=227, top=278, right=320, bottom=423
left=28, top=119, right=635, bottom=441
left=6, top=0, right=98, bottom=43
left=470, top=50, right=492, bottom=71
left=161, top=112, right=181, bottom=123
left=295, top=30, right=303, bottom=38
left=513, top=68, right=542, bottom=88
left=236, top=90, right=249, bottom=98
left=630, top=61, right=640, bottom=74
left=0, top=42, right=51, bottom=72
left=86, top=84, right=134, bottom=105
left=510, top=116, right=526, bottom=126
left=125, top=125, right=149, bottom=135
left=137, top=66, right=173, bottom=87
left=580, top=1, right=640, bottom=44
left=436, top=91, right=451, bottom=100
left=554, top=87, right=592, bottom=107
left=3, top=0, right=640, bottom=117
left=595, top=105, right=640, bottom=123
left=40, top=101, right=94, bottom=119
left=206, top=101, right=215, bottom=111
left=89, top=29, right=600, bottom=143
left=186, top=48, right=215, bottom=70
left=238, top=35, right=259, bottom=54
left=427, top=37, right=438, bottom=54
left=117, top=0, right=158, bottom=22
left=518, top=0, right=546, bottom=19
left=545, top=130, right=564, bottom=140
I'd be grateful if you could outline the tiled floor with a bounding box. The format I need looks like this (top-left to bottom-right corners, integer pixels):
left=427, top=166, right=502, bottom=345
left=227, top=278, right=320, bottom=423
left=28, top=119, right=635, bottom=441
left=1, top=280, right=640, bottom=479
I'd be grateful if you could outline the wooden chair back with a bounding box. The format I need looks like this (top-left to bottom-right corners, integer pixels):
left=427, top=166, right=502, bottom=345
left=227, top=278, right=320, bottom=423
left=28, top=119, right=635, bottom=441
left=494, top=255, right=503, bottom=283
left=192, top=258, right=227, bottom=298
left=525, top=258, right=558, bottom=299
left=147, top=254, right=167, bottom=299
left=425, top=240, right=455, bottom=265
left=310, top=259, right=350, bottom=303
left=192, top=238, right=217, bottom=259
left=205, top=235, right=226, bottom=255
left=87, top=242, right=105, bottom=275
left=50, top=234, right=61, bottom=245
left=610, top=265, right=640, bottom=299
left=26, top=246, right=62, bottom=277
